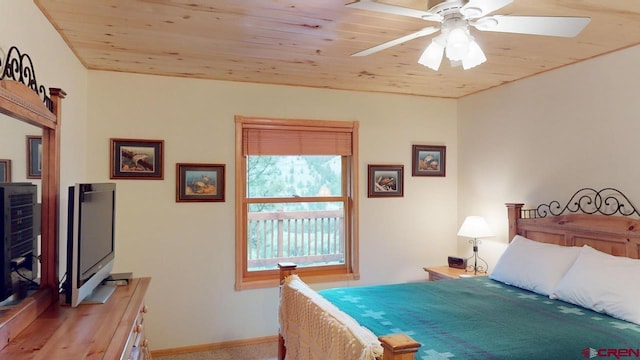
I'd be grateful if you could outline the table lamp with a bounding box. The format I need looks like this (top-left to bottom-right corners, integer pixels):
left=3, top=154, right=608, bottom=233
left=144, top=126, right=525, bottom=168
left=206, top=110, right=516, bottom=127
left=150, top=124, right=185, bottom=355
left=457, top=216, right=494, bottom=275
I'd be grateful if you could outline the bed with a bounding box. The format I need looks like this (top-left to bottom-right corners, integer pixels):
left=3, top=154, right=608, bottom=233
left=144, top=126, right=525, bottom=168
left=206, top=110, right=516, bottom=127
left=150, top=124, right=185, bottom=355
left=277, top=188, right=640, bottom=360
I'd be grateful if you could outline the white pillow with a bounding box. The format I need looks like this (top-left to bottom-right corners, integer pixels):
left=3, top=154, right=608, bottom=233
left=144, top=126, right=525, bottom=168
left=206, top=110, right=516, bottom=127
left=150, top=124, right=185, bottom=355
left=490, top=235, right=581, bottom=296
left=552, top=245, right=640, bottom=325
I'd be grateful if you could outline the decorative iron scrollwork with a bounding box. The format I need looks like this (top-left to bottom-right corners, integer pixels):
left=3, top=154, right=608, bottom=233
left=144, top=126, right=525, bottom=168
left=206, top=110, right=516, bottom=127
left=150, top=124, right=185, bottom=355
left=535, top=188, right=640, bottom=218
left=0, top=46, right=53, bottom=111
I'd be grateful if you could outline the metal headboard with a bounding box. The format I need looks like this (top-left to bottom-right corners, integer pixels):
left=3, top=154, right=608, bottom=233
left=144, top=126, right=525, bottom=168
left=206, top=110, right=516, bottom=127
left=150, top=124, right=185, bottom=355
left=521, top=188, right=640, bottom=219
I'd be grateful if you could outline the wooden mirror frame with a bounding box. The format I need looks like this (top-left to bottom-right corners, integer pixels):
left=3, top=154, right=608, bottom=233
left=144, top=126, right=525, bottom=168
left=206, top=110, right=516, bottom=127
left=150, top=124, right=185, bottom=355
left=0, top=79, right=65, bottom=347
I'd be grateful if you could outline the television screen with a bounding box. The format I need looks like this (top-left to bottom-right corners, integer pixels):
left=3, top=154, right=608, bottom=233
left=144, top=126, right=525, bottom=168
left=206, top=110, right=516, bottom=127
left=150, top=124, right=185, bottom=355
left=65, top=182, right=116, bottom=307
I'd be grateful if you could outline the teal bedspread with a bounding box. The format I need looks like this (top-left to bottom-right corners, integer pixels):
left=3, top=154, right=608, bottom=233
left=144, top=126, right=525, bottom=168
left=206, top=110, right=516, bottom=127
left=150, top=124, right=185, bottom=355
left=318, top=277, right=640, bottom=360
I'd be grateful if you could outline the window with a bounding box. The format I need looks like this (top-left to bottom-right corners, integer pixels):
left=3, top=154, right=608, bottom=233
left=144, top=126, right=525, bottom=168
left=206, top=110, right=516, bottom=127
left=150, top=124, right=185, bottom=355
left=235, top=116, right=360, bottom=290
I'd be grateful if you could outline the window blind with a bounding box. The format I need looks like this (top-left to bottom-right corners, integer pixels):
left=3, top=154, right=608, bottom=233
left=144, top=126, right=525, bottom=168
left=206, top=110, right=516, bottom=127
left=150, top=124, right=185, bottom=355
left=241, top=121, right=354, bottom=156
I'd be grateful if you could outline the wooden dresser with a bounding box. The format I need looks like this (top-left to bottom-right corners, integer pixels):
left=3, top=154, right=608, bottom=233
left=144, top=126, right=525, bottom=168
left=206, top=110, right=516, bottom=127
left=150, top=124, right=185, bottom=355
left=0, top=277, right=151, bottom=359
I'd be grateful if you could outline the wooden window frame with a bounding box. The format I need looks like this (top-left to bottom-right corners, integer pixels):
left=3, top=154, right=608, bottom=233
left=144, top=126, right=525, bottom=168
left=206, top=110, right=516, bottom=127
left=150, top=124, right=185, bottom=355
left=234, top=116, right=360, bottom=290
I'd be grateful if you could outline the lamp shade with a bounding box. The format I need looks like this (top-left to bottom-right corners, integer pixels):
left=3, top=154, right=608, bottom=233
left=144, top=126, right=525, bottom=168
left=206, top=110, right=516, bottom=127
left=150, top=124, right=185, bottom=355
left=444, top=27, right=470, bottom=61
left=418, top=38, right=445, bottom=70
left=457, top=216, right=494, bottom=238
left=462, top=39, right=486, bottom=70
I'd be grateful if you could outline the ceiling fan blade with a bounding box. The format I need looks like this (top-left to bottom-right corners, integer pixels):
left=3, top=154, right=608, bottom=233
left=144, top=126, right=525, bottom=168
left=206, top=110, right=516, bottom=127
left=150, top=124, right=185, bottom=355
left=472, top=15, right=591, bottom=37
left=346, top=0, right=430, bottom=20
left=352, top=27, right=440, bottom=57
left=461, top=0, right=514, bottom=19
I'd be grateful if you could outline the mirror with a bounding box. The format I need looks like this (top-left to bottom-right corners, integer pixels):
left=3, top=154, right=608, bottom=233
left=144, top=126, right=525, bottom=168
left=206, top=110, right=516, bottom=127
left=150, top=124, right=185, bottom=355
left=0, top=114, right=42, bottom=305
left=0, top=46, right=65, bottom=347
left=0, top=114, right=42, bottom=183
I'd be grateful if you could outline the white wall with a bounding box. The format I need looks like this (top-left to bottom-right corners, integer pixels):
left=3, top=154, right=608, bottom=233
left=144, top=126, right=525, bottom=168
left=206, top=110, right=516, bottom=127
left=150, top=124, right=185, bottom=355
left=458, top=45, right=640, bottom=267
left=86, top=72, right=458, bottom=349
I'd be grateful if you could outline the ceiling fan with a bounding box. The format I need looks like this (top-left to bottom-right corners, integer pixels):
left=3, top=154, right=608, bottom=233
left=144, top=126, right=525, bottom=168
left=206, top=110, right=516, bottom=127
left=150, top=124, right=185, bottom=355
left=347, top=0, right=590, bottom=70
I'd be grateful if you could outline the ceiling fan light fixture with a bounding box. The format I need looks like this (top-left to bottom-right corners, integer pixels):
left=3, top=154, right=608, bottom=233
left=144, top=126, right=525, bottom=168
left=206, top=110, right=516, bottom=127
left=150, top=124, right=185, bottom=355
left=462, top=39, right=487, bottom=70
left=418, top=38, right=445, bottom=71
left=444, top=27, right=470, bottom=61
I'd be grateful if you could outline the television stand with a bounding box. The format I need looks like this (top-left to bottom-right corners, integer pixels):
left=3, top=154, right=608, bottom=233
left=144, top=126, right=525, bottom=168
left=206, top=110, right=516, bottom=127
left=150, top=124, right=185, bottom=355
left=82, top=283, right=117, bottom=304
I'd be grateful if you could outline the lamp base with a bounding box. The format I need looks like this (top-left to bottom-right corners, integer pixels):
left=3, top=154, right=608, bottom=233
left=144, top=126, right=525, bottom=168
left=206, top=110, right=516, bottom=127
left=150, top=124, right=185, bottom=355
left=466, top=239, right=489, bottom=275
left=465, top=265, right=488, bottom=275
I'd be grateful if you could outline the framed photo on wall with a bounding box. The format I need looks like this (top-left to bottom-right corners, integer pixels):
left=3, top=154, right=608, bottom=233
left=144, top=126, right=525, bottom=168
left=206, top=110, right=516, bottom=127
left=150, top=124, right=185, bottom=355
left=26, top=135, right=42, bottom=179
left=0, top=159, right=11, bottom=182
left=176, top=163, right=225, bottom=202
left=367, top=164, right=404, bottom=198
left=110, top=138, right=164, bottom=179
left=412, top=145, right=446, bottom=177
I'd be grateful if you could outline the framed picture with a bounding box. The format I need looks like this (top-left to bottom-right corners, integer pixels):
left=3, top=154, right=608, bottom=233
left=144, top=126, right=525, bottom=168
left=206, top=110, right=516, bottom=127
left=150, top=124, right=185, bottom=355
left=367, top=164, right=404, bottom=198
left=26, top=135, right=42, bottom=179
left=412, top=145, right=446, bottom=177
left=0, top=159, right=11, bottom=182
left=110, top=138, right=164, bottom=179
left=176, top=163, right=225, bottom=202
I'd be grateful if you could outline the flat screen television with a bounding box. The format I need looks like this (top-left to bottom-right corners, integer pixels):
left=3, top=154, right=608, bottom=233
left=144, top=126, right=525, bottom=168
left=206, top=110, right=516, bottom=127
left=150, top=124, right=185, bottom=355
left=65, top=182, right=116, bottom=307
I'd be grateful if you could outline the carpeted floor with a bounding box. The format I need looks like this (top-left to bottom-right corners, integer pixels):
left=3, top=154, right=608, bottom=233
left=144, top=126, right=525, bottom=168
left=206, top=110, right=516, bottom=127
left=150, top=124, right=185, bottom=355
left=153, top=341, right=278, bottom=360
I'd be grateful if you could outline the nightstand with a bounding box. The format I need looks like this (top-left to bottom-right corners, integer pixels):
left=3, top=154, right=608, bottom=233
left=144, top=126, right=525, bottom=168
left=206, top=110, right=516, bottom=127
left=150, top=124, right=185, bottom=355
left=423, top=265, right=488, bottom=281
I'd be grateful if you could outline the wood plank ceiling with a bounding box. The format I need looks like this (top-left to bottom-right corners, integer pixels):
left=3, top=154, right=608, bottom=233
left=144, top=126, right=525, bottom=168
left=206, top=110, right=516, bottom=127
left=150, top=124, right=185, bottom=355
left=34, top=0, right=640, bottom=99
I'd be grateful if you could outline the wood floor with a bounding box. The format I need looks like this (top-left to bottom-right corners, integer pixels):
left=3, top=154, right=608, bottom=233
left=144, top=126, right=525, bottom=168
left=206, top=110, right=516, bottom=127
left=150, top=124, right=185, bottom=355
left=153, top=340, right=277, bottom=360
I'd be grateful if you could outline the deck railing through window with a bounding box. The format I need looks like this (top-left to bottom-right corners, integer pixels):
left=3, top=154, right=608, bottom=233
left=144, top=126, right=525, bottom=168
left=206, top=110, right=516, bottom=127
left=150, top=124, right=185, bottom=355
left=247, top=209, right=345, bottom=270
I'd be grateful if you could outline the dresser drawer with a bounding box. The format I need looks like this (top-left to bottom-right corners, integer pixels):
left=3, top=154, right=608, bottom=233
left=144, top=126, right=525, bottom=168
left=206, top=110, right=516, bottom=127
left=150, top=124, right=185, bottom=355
left=125, top=303, right=150, bottom=360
